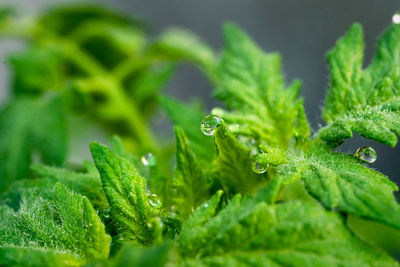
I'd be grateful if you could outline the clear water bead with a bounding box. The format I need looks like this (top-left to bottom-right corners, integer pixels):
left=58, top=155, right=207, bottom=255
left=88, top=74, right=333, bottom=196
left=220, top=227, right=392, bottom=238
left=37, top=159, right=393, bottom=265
left=252, top=159, right=267, bottom=174
left=141, top=153, right=156, bottom=166
left=393, top=13, right=400, bottom=24
left=148, top=194, right=161, bottom=208
left=200, top=115, right=222, bottom=136
left=355, top=146, right=377, bottom=164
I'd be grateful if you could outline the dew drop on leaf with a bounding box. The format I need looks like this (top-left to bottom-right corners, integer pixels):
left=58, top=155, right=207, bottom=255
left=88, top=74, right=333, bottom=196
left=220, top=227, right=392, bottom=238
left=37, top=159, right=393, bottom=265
left=252, top=159, right=267, bottom=174
left=200, top=115, right=222, bottom=136
left=393, top=13, right=400, bottom=24
left=148, top=193, right=161, bottom=208
left=141, top=153, right=156, bottom=166
left=355, top=146, right=377, bottom=163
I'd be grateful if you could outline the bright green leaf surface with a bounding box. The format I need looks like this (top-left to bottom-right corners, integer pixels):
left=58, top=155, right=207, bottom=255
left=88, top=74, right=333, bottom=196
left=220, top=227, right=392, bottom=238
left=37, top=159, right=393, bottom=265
left=300, top=145, right=400, bottom=230
left=178, top=187, right=396, bottom=266
left=321, top=23, right=400, bottom=146
left=212, top=23, right=309, bottom=149
left=90, top=142, right=162, bottom=246
left=31, top=164, right=108, bottom=211
left=0, top=183, right=110, bottom=266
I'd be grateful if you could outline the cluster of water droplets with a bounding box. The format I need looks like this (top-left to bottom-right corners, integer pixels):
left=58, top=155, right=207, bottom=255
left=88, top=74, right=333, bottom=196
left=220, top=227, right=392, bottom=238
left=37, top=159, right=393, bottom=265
left=200, top=115, right=270, bottom=174
left=354, top=146, right=377, bottom=164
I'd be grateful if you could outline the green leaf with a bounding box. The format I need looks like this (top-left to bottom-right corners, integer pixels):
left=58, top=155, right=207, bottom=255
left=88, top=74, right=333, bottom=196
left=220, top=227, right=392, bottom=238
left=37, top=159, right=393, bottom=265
left=38, top=5, right=140, bottom=35
left=213, top=125, right=266, bottom=195
left=31, top=164, right=108, bottom=211
left=0, top=183, right=110, bottom=266
left=160, top=96, right=215, bottom=163
left=321, top=23, right=400, bottom=146
left=150, top=28, right=215, bottom=70
left=177, top=189, right=397, bottom=266
left=127, top=64, right=175, bottom=119
left=0, top=247, right=76, bottom=267
left=99, top=243, right=171, bottom=267
left=9, top=46, right=64, bottom=94
left=299, top=145, right=400, bottom=230
left=90, top=142, right=162, bottom=246
left=176, top=190, right=223, bottom=252
left=172, top=127, right=210, bottom=219
left=0, top=96, right=67, bottom=192
left=212, top=22, right=309, bottom=149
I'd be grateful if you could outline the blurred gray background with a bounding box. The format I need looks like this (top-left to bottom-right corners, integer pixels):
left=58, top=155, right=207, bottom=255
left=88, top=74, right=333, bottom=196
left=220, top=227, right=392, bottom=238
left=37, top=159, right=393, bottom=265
left=1, top=0, right=399, bottom=182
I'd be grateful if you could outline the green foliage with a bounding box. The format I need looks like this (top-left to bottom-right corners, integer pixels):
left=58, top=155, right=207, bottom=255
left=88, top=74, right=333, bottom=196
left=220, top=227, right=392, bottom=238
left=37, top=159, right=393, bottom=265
left=0, top=96, right=67, bottom=192
left=151, top=28, right=215, bottom=71
left=300, top=145, right=400, bottom=229
left=213, top=125, right=266, bottom=195
left=90, top=142, right=162, bottom=246
left=211, top=23, right=308, bottom=150
left=31, top=164, right=108, bottom=212
left=320, top=23, right=400, bottom=147
left=172, top=127, right=210, bottom=218
left=0, top=3, right=400, bottom=267
left=160, top=96, right=215, bottom=163
left=0, top=4, right=178, bottom=151
left=178, top=180, right=396, bottom=266
left=91, top=243, right=172, bottom=267
left=0, top=183, right=111, bottom=266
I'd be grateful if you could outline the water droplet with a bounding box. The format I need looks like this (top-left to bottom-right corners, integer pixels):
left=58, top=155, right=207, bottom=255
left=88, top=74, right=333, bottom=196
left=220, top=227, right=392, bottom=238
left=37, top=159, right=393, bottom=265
left=355, top=146, right=377, bottom=163
left=148, top=194, right=161, bottom=208
left=141, top=153, right=156, bottom=166
left=203, top=203, right=209, bottom=208
left=252, top=159, right=267, bottom=174
left=200, top=115, right=222, bottom=136
left=393, top=13, right=400, bottom=24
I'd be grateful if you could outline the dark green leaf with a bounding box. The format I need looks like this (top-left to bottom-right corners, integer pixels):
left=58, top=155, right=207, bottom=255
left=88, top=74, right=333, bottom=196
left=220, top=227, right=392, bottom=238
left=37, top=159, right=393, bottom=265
left=172, top=127, right=210, bottom=219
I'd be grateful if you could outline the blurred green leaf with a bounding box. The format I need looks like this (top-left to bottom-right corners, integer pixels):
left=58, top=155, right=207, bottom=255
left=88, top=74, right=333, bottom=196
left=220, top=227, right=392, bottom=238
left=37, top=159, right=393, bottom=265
left=151, top=28, right=215, bottom=70
left=0, top=96, right=67, bottom=192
